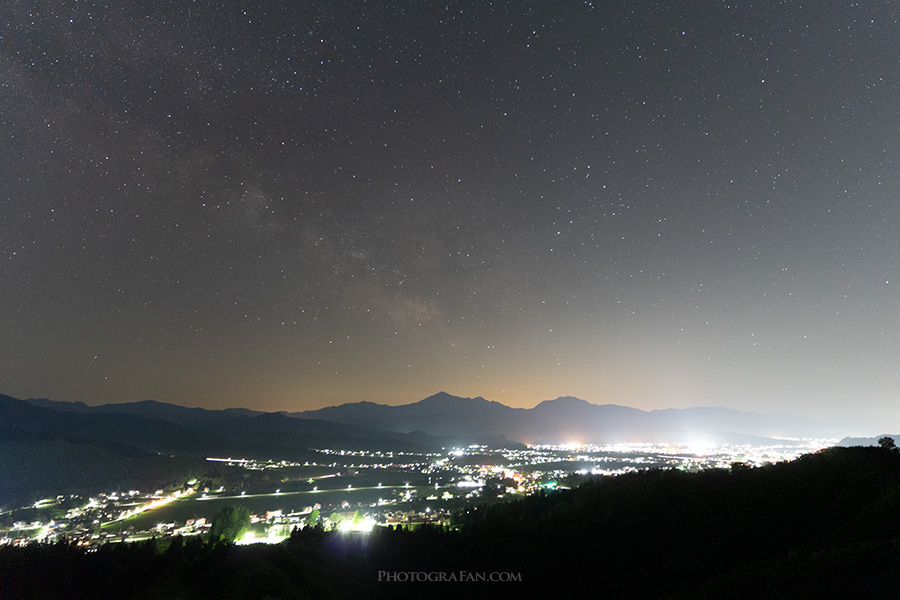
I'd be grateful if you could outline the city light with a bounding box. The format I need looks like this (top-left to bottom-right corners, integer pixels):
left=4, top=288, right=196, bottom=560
left=1, top=440, right=834, bottom=548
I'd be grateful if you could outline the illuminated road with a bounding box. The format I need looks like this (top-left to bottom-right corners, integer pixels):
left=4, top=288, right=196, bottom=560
left=196, top=483, right=445, bottom=502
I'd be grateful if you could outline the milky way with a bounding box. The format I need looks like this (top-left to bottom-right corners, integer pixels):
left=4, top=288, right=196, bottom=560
left=2, top=1, right=898, bottom=429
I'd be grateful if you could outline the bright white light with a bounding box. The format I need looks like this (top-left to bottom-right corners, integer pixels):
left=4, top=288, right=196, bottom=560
left=359, top=517, right=375, bottom=532
left=457, top=480, right=481, bottom=488
left=687, top=438, right=715, bottom=455
left=339, top=517, right=375, bottom=533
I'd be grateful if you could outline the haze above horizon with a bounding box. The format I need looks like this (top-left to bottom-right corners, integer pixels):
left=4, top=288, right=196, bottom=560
left=2, top=2, right=898, bottom=428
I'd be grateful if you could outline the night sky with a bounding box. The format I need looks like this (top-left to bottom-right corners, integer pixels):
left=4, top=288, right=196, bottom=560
left=2, top=1, right=898, bottom=429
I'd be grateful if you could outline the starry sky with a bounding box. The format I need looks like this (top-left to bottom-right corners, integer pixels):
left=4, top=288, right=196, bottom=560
left=2, top=1, right=898, bottom=429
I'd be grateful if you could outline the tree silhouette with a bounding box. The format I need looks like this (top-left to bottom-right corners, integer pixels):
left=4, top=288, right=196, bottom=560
left=208, top=505, right=250, bottom=543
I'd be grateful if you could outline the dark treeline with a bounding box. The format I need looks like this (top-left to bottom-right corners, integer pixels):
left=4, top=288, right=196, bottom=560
left=3, top=445, right=900, bottom=599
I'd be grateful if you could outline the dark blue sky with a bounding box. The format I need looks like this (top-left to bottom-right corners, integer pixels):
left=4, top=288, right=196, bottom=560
left=2, top=1, right=898, bottom=430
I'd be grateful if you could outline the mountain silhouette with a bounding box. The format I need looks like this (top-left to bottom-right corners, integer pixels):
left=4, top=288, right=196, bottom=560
left=290, top=391, right=842, bottom=444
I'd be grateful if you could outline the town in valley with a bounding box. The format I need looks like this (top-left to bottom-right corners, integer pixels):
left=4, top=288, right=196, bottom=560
left=2, top=439, right=829, bottom=548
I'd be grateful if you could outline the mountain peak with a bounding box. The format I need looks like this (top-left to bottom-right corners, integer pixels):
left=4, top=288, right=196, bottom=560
left=418, top=392, right=490, bottom=406
left=421, top=391, right=458, bottom=402
left=535, top=396, right=593, bottom=408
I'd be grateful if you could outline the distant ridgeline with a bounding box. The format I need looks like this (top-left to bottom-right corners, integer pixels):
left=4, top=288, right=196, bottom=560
left=2, top=445, right=900, bottom=599
left=0, top=390, right=867, bottom=506
left=287, top=391, right=848, bottom=443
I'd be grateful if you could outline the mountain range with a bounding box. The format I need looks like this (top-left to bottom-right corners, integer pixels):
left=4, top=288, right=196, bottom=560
left=8, top=391, right=854, bottom=449
left=287, top=391, right=846, bottom=444
left=0, top=390, right=864, bottom=506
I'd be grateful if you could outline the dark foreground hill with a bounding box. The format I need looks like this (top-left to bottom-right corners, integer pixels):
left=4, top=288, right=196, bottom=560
left=3, top=445, right=900, bottom=599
